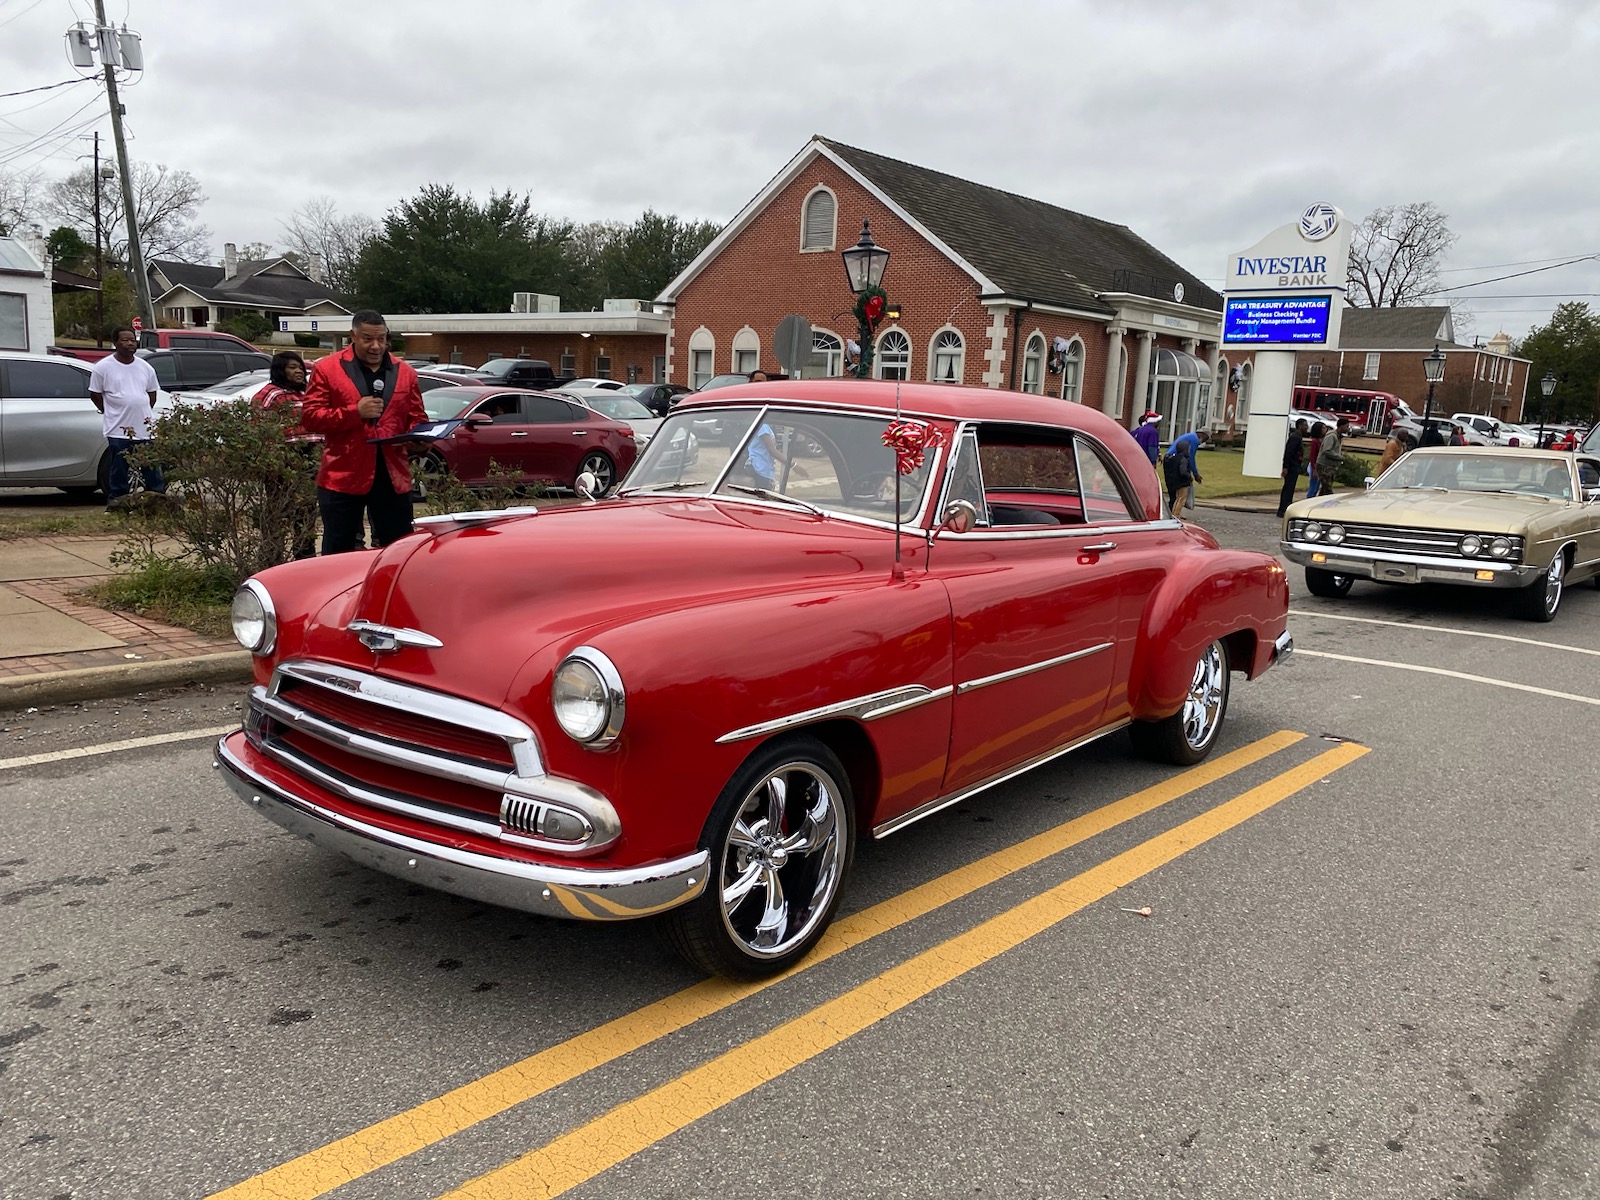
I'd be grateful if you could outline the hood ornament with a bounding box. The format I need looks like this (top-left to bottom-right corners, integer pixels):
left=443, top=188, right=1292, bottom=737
left=347, top=620, right=444, bottom=655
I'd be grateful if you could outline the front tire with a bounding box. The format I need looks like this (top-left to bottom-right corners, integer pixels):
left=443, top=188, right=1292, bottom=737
left=663, top=736, right=854, bottom=979
left=576, top=451, right=615, bottom=496
left=1130, top=639, right=1231, bottom=766
left=1305, top=567, right=1354, bottom=598
left=1515, top=553, right=1565, bottom=622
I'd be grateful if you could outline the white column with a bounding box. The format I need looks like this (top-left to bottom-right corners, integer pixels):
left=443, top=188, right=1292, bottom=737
left=1129, top=331, right=1153, bottom=424
left=1102, top=325, right=1125, bottom=415
left=1242, top=350, right=1296, bottom=477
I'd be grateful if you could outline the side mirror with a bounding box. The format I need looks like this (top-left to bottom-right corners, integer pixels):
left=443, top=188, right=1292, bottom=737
left=575, top=470, right=601, bottom=501
left=940, top=499, right=978, bottom=534
left=1584, top=487, right=1600, bottom=503
left=465, top=414, right=493, bottom=427
left=1364, top=477, right=1376, bottom=490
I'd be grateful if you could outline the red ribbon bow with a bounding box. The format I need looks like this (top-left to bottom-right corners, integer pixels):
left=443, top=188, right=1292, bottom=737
left=881, top=419, right=945, bottom=475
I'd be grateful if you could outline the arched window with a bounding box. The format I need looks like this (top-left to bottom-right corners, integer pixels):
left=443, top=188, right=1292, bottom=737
left=930, top=329, right=964, bottom=383
left=875, top=328, right=911, bottom=380
left=1021, top=333, right=1045, bottom=394
left=732, top=326, right=760, bottom=375
left=809, top=330, right=843, bottom=378
left=1059, top=338, right=1084, bottom=403
left=801, top=188, right=836, bottom=251
left=688, top=327, right=715, bottom=389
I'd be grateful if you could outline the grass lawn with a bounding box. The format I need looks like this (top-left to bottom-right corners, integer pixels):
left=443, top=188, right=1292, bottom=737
left=0, top=503, right=119, bottom=540
left=1191, top=447, right=1378, bottom=499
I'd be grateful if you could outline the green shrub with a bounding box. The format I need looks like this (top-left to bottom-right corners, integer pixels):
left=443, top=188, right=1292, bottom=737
left=218, top=311, right=273, bottom=343
left=293, top=332, right=321, bottom=348
left=1334, top=452, right=1376, bottom=487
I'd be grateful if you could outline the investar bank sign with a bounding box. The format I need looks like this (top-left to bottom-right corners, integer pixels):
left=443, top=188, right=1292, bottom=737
left=1231, top=254, right=1331, bottom=288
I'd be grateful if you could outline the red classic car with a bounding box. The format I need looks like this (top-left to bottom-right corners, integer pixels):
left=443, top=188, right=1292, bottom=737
left=216, top=380, right=1291, bottom=978
left=415, top=385, right=638, bottom=492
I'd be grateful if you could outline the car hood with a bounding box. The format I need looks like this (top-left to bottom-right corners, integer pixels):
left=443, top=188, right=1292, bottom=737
left=1287, top=489, right=1563, bottom=532
left=319, top=498, right=902, bottom=705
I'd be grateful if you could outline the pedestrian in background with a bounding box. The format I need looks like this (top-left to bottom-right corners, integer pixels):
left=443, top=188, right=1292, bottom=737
left=1277, top=417, right=1308, bottom=517
left=88, top=324, right=165, bottom=511
left=1377, top=427, right=1411, bottom=475
left=301, top=311, right=428, bottom=554
left=1162, top=427, right=1206, bottom=514
left=1315, top=419, right=1349, bottom=496
left=1305, top=422, right=1328, bottom=497
left=254, top=350, right=320, bottom=560
left=1418, top=420, right=1446, bottom=448
left=1132, top=410, right=1161, bottom=470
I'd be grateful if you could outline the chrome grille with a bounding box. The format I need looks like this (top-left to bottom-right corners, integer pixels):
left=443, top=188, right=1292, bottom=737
left=1290, top=521, right=1523, bottom=562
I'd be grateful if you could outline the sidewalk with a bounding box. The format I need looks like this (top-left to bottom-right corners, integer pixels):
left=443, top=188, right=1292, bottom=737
left=0, top=535, right=248, bottom=710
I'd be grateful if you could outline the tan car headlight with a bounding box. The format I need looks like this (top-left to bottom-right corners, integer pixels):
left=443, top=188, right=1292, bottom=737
left=1325, top=524, right=1346, bottom=545
left=552, top=647, right=625, bottom=747
left=1460, top=534, right=1482, bottom=557
left=1488, top=537, right=1512, bottom=558
left=1303, top=522, right=1324, bottom=542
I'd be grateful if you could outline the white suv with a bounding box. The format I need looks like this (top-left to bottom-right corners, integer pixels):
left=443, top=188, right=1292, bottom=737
left=0, top=351, right=169, bottom=495
left=1450, top=412, right=1521, bottom=446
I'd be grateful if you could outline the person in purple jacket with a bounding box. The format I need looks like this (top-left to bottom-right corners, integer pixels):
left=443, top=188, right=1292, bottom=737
left=1132, top=410, right=1161, bottom=468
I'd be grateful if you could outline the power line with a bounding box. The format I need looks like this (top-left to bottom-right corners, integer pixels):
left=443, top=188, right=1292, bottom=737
left=1429, top=255, right=1600, bottom=295
left=0, top=78, right=87, bottom=100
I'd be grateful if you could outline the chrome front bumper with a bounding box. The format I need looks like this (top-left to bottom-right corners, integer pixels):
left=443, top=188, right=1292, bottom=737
left=215, top=734, right=708, bottom=921
left=1281, top=542, right=1542, bottom=589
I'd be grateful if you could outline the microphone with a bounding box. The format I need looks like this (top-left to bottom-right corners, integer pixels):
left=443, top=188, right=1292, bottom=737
left=367, top=377, right=385, bottom=426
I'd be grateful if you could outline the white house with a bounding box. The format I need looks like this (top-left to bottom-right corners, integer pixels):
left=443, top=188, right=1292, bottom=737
left=0, top=234, right=55, bottom=352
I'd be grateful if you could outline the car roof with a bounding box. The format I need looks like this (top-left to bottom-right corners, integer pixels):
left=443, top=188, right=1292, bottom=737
left=0, top=350, right=90, bottom=366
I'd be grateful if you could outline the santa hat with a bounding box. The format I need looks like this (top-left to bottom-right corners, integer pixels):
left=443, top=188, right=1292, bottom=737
left=1142, top=411, right=1161, bottom=424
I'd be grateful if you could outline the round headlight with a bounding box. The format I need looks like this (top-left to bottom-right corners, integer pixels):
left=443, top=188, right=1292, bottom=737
left=552, top=648, right=624, bottom=747
left=1303, top=522, right=1324, bottom=542
left=1460, top=534, right=1482, bottom=557
left=1325, top=524, right=1346, bottom=545
left=230, top=581, right=276, bottom=654
left=1489, top=537, right=1512, bottom=558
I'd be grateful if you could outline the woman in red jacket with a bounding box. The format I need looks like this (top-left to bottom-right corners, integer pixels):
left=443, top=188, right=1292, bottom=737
left=299, top=311, right=427, bottom=554
left=254, top=350, right=320, bottom=560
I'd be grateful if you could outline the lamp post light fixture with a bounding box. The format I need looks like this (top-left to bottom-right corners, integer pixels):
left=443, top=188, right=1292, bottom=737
left=1421, top=343, right=1446, bottom=437
left=1538, top=370, right=1558, bottom=448
left=841, top=219, right=890, bottom=379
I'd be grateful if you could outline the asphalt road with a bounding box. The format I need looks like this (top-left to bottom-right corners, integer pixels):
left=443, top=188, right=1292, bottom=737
left=4, top=507, right=1598, bottom=1200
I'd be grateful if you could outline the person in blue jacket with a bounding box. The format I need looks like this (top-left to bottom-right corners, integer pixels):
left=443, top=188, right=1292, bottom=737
left=1162, top=428, right=1207, bottom=514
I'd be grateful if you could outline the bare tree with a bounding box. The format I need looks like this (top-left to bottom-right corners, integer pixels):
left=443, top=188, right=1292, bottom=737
left=282, top=196, right=376, bottom=295
left=237, top=240, right=275, bottom=261
left=0, top=168, right=44, bottom=236
left=48, top=160, right=211, bottom=264
left=1346, top=202, right=1457, bottom=308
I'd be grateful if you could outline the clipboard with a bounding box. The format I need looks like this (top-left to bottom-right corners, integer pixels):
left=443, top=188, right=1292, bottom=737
left=367, top=418, right=464, bottom=445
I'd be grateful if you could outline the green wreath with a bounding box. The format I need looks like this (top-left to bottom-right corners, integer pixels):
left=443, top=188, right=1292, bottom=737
left=853, top=283, right=889, bottom=332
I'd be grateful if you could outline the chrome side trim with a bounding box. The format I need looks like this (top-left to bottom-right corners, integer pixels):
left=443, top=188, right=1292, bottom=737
left=956, top=642, right=1113, bottom=694
left=871, top=718, right=1132, bottom=839
left=716, top=683, right=953, bottom=744
left=940, top=520, right=1184, bottom=540
left=347, top=620, right=444, bottom=653
left=415, top=506, right=541, bottom=528
left=217, top=736, right=706, bottom=921
left=272, top=660, right=543, bottom=777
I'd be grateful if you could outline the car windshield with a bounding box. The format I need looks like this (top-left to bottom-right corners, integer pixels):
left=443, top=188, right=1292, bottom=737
left=205, top=371, right=268, bottom=395
left=623, top=406, right=939, bottom=523
left=698, top=374, right=753, bottom=392
left=421, top=387, right=483, bottom=420
left=1376, top=451, right=1574, bottom=498
left=474, top=359, right=516, bottom=379
left=584, top=395, right=654, bottom=420
left=618, top=384, right=654, bottom=400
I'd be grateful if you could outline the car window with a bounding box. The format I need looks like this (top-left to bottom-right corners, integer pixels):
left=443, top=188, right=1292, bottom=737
left=421, top=387, right=477, bottom=420
left=1074, top=438, right=1138, bottom=522
left=176, top=352, right=230, bottom=386
left=587, top=396, right=653, bottom=420
left=227, top=352, right=268, bottom=375
left=4, top=359, right=92, bottom=399
left=523, top=395, right=577, bottom=423
left=149, top=355, right=178, bottom=387
left=474, top=394, right=526, bottom=423
left=172, top=335, right=222, bottom=349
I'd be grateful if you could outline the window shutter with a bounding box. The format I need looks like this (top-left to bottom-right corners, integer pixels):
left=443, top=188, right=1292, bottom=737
left=802, top=192, right=835, bottom=249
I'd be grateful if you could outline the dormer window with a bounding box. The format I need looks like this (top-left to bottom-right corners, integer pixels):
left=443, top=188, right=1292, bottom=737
left=801, top=188, right=836, bottom=251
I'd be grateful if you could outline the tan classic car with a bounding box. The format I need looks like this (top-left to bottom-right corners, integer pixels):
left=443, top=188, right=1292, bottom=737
left=1281, top=447, right=1600, bottom=622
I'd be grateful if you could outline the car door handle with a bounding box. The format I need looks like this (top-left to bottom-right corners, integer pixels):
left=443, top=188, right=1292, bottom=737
left=1079, top=542, right=1117, bottom=553
left=510, top=431, right=528, bottom=437
left=572, top=430, right=588, bottom=436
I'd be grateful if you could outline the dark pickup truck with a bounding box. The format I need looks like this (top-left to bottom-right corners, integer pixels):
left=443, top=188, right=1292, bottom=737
left=468, top=358, right=575, bottom=389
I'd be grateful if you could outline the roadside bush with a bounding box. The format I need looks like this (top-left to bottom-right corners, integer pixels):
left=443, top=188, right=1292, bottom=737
left=1334, top=452, right=1377, bottom=487
left=293, top=332, right=321, bottom=348
left=218, top=311, right=273, bottom=343
left=413, top=455, right=536, bottom=514
left=124, top=400, right=318, bottom=584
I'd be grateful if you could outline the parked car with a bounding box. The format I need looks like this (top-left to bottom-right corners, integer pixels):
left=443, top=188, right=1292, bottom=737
left=215, top=379, right=1291, bottom=978
left=175, top=369, right=270, bottom=408
left=698, top=373, right=760, bottom=392
left=467, top=359, right=575, bottom=390
left=413, top=385, right=637, bottom=492
left=620, top=381, right=694, bottom=417
left=0, top=351, right=171, bottom=494
left=569, top=391, right=664, bottom=449
left=138, top=348, right=272, bottom=393
left=1282, top=446, right=1600, bottom=621
left=139, top=328, right=258, bottom=353
left=1389, top=414, right=1488, bottom=447
left=414, top=370, right=475, bottom=393
left=1450, top=412, right=1526, bottom=447
left=563, top=377, right=624, bottom=392
left=419, top=363, right=483, bottom=377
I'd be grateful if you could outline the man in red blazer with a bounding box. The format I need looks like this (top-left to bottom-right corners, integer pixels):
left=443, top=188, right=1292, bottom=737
left=301, top=310, right=428, bottom=554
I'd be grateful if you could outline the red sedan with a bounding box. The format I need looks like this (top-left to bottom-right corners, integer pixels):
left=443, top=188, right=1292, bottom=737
left=417, top=385, right=637, bottom=492
left=217, top=379, right=1290, bottom=978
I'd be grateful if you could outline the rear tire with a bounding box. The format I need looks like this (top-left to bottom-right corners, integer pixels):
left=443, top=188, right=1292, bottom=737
left=663, top=736, right=854, bottom=979
left=1514, top=553, right=1565, bottom=622
left=1130, top=639, right=1231, bottom=766
left=576, top=451, right=615, bottom=495
left=1305, top=567, right=1354, bottom=598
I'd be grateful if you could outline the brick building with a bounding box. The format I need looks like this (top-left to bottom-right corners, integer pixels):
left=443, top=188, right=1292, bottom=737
left=658, top=137, right=1252, bottom=442
left=1294, top=306, right=1532, bottom=422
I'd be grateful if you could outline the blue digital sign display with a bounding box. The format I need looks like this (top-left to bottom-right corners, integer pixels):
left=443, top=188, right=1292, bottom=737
left=1221, top=295, right=1333, bottom=346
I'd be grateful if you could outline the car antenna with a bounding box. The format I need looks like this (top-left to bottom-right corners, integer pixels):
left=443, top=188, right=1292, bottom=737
left=892, top=381, right=905, bottom=582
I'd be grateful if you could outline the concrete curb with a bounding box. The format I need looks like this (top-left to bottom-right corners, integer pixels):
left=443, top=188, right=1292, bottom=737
left=0, top=650, right=253, bottom=711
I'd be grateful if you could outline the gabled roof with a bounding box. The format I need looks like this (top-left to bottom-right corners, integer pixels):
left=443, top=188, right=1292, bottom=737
left=658, top=137, right=1222, bottom=316
left=151, top=259, right=224, bottom=291
left=149, top=255, right=345, bottom=312
left=1336, top=306, right=1454, bottom=349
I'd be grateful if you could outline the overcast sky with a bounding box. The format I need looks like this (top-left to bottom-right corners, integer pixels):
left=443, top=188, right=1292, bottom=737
left=3, top=0, right=1596, bottom=338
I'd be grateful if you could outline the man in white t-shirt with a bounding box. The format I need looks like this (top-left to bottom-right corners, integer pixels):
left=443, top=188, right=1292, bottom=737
left=88, top=325, right=165, bottom=509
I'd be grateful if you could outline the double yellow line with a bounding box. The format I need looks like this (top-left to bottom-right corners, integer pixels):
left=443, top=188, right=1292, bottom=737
left=210, top=731, right=1364, bottom=1200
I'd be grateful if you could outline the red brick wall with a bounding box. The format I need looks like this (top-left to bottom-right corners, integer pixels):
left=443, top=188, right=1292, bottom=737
left=1294, top=348, right=1530, bottom=421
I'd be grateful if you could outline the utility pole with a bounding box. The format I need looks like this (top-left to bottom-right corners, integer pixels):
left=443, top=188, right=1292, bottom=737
left=92, top=130, right=105, bottom=346
left=93, top=0, right=156, bottom=333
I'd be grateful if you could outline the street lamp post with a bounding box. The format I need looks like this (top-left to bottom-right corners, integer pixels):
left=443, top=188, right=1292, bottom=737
left=1538, top=370, right=1557, bottom=448
left=841, top=219, right=890, bottom=379
left=1421, top=343, right=1446, bottom=439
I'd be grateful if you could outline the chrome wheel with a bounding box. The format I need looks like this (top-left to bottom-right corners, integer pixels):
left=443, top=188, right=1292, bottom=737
left=718, top=759, right=846, bottom=960
left=1182, top=641, right=1228, bottom=752
left=577, top=451, right=614, bottom=494
left=1544, top=554, right=1565, bottom=615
